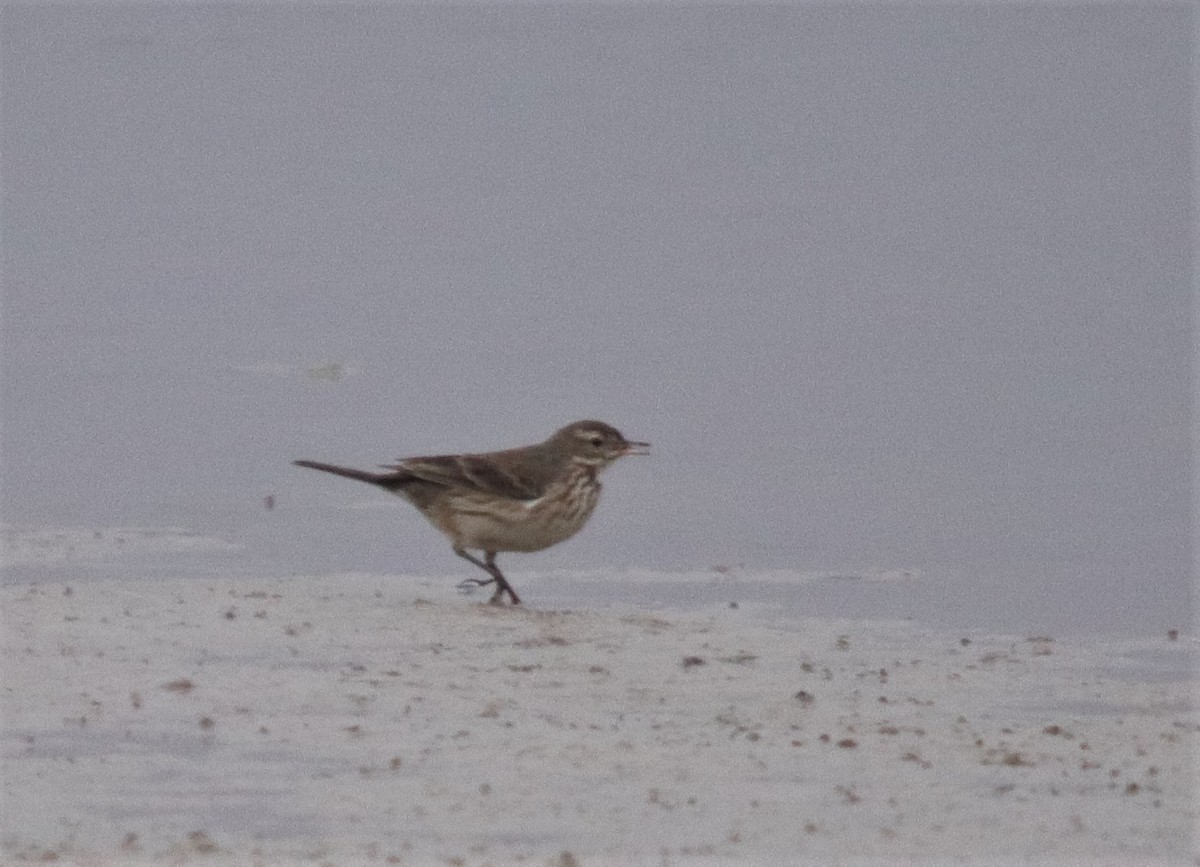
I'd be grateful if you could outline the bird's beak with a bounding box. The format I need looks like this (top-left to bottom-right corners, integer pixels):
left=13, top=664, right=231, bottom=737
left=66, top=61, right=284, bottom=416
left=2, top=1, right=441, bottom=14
left=622, top=441, right=651, bottom=456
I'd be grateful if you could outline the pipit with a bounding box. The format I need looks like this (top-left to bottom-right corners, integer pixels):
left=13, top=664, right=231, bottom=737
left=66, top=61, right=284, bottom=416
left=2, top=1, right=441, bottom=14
left=293, top=420, right=649, bottom=604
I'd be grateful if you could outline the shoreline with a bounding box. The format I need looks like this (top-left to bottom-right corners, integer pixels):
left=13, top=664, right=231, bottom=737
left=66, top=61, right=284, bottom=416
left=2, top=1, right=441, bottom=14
left=2, top=572, right=1196, bottom=864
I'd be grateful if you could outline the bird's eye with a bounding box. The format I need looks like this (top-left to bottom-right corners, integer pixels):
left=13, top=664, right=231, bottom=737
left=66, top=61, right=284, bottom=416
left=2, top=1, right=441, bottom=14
left=590, top=435, right=603, bottom=447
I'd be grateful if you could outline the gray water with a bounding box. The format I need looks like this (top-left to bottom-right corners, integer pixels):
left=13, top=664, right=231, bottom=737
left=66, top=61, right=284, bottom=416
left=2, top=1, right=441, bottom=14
left=2, top=5, right=1192, bottom=638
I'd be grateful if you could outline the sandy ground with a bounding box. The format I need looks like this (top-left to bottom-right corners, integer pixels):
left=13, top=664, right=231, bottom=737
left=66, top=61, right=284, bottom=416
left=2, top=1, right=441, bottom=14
left=1, top=571, right=1196, bottom=866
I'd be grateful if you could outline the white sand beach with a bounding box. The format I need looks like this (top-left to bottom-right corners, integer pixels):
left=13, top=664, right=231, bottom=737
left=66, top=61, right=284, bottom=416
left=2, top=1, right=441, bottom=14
left=2, top=570, right=1195, bottom=866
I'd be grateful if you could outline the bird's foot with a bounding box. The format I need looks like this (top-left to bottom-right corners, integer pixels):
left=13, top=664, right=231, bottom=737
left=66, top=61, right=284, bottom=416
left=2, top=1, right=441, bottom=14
left=488, top=587, right=522, bottom=605
left=456, top=576, right=496, bottom=595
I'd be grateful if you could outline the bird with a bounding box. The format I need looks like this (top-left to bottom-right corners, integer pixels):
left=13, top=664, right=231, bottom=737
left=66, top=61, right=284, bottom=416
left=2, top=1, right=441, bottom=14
left=293, top=420, right=649, bottom=604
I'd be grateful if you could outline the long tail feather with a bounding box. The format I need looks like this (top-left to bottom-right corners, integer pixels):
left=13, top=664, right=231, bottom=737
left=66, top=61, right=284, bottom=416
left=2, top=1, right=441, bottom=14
left=293, top=459, right=392, bottom=486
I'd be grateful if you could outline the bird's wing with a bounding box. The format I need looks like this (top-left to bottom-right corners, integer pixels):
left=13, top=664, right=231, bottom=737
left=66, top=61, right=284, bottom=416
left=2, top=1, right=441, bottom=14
left=384, top=453, right=544, bottom=501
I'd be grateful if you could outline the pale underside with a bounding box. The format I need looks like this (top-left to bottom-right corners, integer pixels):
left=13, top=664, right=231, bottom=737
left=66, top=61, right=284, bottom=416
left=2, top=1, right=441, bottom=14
left=398, top=466, right=603, bottom=554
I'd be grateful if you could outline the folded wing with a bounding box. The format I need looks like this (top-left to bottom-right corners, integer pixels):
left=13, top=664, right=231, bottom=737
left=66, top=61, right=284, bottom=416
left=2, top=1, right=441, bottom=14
left=385, top=453, right=548, bottom=501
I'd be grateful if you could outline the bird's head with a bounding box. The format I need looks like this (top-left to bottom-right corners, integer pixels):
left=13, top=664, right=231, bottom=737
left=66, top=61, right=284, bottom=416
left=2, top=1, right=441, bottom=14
left=551, top=420, right=650, bottom=467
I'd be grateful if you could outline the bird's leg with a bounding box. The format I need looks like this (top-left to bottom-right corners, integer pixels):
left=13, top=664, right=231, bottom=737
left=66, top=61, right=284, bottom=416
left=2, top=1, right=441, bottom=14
left=453, top=547, right=521, bottom=605
left=484, top=551, right=521, bottom=605
left=453, top=547, right=495, bottom=588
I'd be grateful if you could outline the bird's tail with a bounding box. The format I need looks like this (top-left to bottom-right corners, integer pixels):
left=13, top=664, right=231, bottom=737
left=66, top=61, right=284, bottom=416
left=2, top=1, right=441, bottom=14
left=293, top=459, right=392, bottom=486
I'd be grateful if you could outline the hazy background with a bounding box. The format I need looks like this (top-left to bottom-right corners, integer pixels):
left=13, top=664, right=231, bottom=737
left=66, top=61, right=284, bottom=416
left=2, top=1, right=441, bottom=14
left=2, top=4, right=1192, bottom=636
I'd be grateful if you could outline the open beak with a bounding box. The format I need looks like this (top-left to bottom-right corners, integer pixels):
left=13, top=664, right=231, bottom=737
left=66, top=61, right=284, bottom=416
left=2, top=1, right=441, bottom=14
left=622, top=440, right=651, bottom=457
